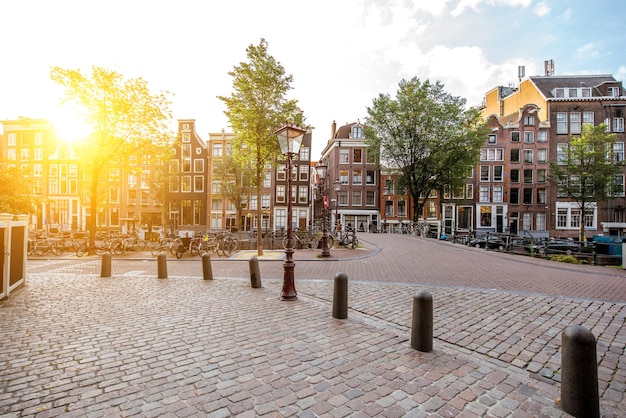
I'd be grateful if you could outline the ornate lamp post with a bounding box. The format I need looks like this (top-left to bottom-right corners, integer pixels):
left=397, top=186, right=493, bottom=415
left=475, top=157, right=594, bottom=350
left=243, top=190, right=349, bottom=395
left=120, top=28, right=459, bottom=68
left=275, top=118, right=306, bottom=301
left=334, top=178, right=342, bottom=230
left=316, top=162, right=330, bottom=257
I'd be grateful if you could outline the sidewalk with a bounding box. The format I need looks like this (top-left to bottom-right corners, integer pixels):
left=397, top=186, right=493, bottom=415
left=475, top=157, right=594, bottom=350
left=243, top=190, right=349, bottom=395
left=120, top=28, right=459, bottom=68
left=1, top=273, right=568, bottom=417
left=5, top=234, right=625, bottom=417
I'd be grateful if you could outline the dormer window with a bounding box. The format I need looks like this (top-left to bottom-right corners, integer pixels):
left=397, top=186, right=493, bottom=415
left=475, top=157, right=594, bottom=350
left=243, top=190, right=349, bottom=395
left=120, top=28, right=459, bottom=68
left=609, top=87, right=620, bottom=97
left=351, top=125, right=363, bottom=138
left=553, top=87, right=592, bottom=98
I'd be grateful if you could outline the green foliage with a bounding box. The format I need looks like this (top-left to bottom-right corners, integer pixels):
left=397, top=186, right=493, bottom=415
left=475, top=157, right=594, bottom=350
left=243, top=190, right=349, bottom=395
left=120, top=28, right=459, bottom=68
left=50, top=66, right=173, bottom=235
left=217, top=38, right=306, bottom=253
left=365, top=78, right=487, bottom=221
left=0, top=166, right=38, bottom=214
left=549, top=124, right=621, bottom=241
left=548, top=254, right=581, bottom=264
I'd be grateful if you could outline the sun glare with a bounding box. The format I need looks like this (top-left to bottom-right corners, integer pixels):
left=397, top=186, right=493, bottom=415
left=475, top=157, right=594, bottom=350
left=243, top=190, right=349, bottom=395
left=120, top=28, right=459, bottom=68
left=51, top=109, right=91, bottom=144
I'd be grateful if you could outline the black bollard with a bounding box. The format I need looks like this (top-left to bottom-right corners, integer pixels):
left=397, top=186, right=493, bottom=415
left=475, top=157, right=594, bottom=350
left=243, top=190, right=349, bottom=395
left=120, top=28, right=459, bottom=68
left=332, top=272, right=348, bottom=319
left=561, top=325, right=599, bottom=418
left=249, top=256, right=262, bottom=288
left=411, top=290, right=433, bottom=352
left=157, top=252, right=167, bottom=279
left=101, top=253, right=111, bottom=278
left=202, top=253, right=213, bottom=280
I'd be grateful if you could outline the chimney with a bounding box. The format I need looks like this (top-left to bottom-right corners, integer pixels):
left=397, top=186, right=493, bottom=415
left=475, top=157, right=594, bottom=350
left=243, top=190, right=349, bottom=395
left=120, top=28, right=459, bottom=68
left=331, top=120, right=337, bottom=139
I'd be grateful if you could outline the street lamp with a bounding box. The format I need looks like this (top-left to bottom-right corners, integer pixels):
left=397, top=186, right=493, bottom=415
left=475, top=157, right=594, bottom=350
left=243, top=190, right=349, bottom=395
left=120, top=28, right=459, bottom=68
left=334, top=178, right=342, bottom=230
left=316, top=162, right=330, bottom=257
left=275, top=118, right=306, bottom=301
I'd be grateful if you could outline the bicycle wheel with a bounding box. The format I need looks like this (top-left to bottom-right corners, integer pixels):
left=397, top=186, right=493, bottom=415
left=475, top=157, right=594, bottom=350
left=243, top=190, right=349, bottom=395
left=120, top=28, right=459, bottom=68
left=351, top=237, right=358, bottom=249
left=175, top=244, right=184, bottom=259
left=112, top=241, right=124, bottom=255
left=151, top=242, right=163, bottom=257
left=76, top=243, right=87, bottom=257
left=282, top=236, right=296, bottom=250
left=134, top=240, right=147, bottom=252
left=309, top=235, right=320, bottom=249
left=327, top=235, right=335, bottom=249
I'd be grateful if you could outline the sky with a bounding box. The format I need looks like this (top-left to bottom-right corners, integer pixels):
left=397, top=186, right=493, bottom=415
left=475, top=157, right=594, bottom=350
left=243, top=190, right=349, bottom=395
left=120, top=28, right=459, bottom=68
left=1, top=0, right=625, bottom=159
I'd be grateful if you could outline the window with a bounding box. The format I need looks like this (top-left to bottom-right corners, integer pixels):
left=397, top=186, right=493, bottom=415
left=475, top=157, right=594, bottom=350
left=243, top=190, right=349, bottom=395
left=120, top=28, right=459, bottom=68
left=510, top=169, right=520, bottom=183
left=299, top=147, right=309, bottom=161
left=299, top=186, right=308, bottom=204
left=366, top=170, right=376, bottom=185
left=7, top=149, right=16, bottom=160
left=263, top=193, right=271, bottom=209
left=181, top=176, right=191, bottom=192
left=524, top=116, right=534, bottom=126
left=523, top=150, right=533, bottom=163
left=608, top=87, right=620, bottom=97
left=385, top=200, right=394, bottom=217
left=493, top=166, right=503, bottom=181
left=613, top=118, right=624, bottom=133
left=488, top=134, right=496, bottom=144
left=537, top=169, right=547, bottom=183
left=583, top=112, right=594, bottom=126
left=194, top=176, right=204, bottom=192
left=398, top=200, right=406, bottom=217
left=34, top=148, right=42, bottom=160
left=339, top=170, right=349, bottom=184
left=366, top=191, right=375, bottom=206
left=524, top=169, right=533, bottom=183
left=510, top=149, right=520, bottom=163
left=169, top=159, right=179, bottom=174
left=212, top=180, right=220, bottom=194
left=537, top=130, right=547, bottom=143
left=523, top=132, right=534, bottom=143
left=212, top=143, right=223, bottom=157
left=276, top=185, right=285, bottom=203
left=465, top=184, right=473, bottom=199
left=614, top=142, right=624, bottom=162
left=510, top=188, right=519, bottom=204
left=480, top=148, right=504, bottom=161
left=21, top=148, right=29, bottom=160
left=536, top=213, right=546, bottom=230
left=277, top=164, right=286, bottom=181
left=110, top=187, right=120, bottom=204
left=570, top=113, right=581, bottom=134
left=339, top=150, right=349, bottom=163
left=8, top=133, right=16, bottom=146
left=299, top=165, right=308, bottom=181
left=169, top=176, right=179, bottom=192
left=557, top=143, right=568, bottom=165
left=555, top=88, right=565, bottom=98
left=338, top=191, right=348, bottom=206
left=182, top=144, right=191, bottom=172
left=557, top=112, right=568, bottom=134
left=479, top=186, right=489, bottom=202
left=264, top=171, right=272, bottom=188
left=351, top=126, right=363, bottom=138
left=182, top=133, right=190, bottom=143
left=33, top=164, right=42, bottom=177
left=493, top=186, right=503, bottom=202
left=556, top=202, right=597, bottom=230
left=537, top=149, right=547, bottom=163
left=194, top=159, right=204, bottom=172
left=511, top=131, right=520, bottom=142
left=352, top=191, right=362, bottom=206
left=537, top=188, right=546, bottom=204
left=480, top=166, right=489, bottom=182
left=353, top=149, right=362, bottom=163
left=614, top=174, right=625, bottom=197
left=523, top=189, right=533, bottom=204
left=352, top=170, right=362, bottom=185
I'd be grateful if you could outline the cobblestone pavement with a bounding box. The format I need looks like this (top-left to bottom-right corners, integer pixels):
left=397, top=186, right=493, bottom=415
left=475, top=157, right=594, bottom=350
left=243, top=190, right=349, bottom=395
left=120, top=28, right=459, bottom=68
left=5, top=233, right=625, bottom=417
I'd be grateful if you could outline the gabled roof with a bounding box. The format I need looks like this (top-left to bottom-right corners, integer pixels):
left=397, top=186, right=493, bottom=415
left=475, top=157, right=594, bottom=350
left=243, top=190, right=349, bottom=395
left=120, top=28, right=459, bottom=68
left=529, top=75, right=616, bottom=98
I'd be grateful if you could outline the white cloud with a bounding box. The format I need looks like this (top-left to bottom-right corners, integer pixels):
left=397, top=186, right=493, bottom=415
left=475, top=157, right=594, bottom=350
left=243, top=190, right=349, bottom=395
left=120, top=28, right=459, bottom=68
left=450, top=0, right=532, bottom=16
left=534, top=2, right=550, bottom=16
left=577, top=43, right=600, bottom=59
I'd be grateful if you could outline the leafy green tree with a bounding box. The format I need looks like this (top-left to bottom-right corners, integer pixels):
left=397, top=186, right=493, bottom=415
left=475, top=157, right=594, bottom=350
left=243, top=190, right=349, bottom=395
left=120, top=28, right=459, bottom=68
left=0, top=166, right=38, bottom=214
left=50, top=66, right=173, bottom=241
left=365, top=78, right=487, bottom=222
left=550, top=124, right=621, bottom=242
left=218, top=38, right=305, bottom=255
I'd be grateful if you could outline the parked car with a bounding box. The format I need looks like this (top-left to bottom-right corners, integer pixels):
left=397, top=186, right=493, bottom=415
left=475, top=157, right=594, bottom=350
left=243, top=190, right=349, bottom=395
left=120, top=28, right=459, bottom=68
left=541, top=239, right=581, bottom=255
left=468, top=235, right=506, bottom=250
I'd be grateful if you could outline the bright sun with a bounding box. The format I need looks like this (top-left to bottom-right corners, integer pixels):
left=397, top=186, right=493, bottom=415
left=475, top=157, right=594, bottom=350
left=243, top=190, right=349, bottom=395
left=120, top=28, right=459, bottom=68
left=50, top=108, right=91, bottom=144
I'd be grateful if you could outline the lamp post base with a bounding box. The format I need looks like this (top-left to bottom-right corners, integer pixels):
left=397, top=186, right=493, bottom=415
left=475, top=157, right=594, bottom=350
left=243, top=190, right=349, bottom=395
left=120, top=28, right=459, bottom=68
left=281, top=250, right=297, bottom=300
